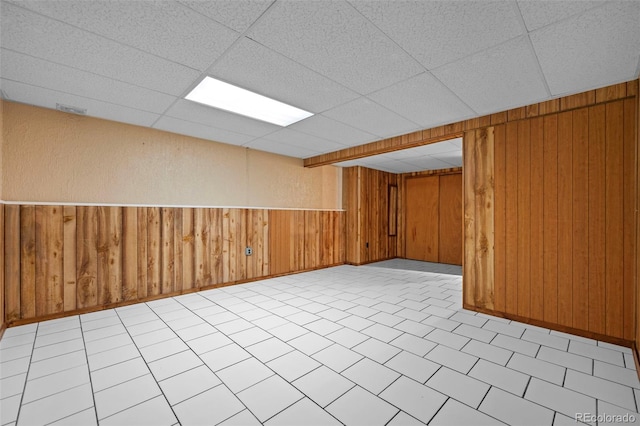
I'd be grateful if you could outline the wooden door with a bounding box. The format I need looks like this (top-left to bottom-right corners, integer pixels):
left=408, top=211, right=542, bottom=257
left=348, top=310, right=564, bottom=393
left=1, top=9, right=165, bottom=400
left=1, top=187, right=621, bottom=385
left=405, top=176, right=439, bottom=262
left=439, top=173, right=463, bottom=265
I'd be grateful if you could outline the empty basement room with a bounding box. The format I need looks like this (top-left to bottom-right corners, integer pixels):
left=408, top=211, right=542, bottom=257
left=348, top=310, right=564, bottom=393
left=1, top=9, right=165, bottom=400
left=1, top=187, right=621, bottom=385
left=1, top=1, right=640, bottom=425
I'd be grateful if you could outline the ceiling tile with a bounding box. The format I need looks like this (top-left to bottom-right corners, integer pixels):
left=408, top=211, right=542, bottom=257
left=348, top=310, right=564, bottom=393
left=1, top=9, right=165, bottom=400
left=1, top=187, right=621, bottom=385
left=164, top=99, right=280, bottom=138
left=517, top=0, right=606, bottom=31
left=0, top=2, right=200, bottom=95
left=448, top=138, right=463, bottom=149
left=288, top=115, right=377, bottom=146
left=366, top=160, right=417, bottom=174
left=246, top=138, right=322, bottom=159
left=530, top=1, right=640, bottom=95
left=179, top=0, right=273, bottom=33
left=1, top=49, right=175, bottom=114
left=432, top=36, right=549, bottom=115
left=209, top=37, right=359, bottom=113
left=153, top=116, right=255, bottom=146
left=386, top=141, right=460, bottom=160
left=433, top=153, right=463, bottom=167
left=246, top=0, right=424, bottom=94
left=351, top=0, right=523, bottom=69
left=8, top=0, right=240, bottom=71
left=401, top=156, right=455, bottom=171
left=259, top=128, right=347, bottom=154
left=0, top=79, right=160, bottom=128
left=323, top=97, right=420, bottom=139
left=368, top=73, right=476, bottom=127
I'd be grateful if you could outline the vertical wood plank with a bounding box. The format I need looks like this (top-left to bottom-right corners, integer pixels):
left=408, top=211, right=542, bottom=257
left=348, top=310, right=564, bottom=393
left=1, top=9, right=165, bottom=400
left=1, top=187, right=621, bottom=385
left=222, top=208, right=231, bottom=283
left=194, top=208, right=211, bottom=287
left=234, top=209, right=246, bottom=281
left=20, top=206, right=36, bottom=319
left=35, top=206, right=64, bottom=316
left=439, top=174, right=463, bottom=266
left=137, top=208, right=148, bottom=299
left=588, top=104, right=606, bottom=334
left=246, top=209, right=256, bottom=280
left=557, top=111, right=573, bottom=327
left=161, top=207, right=175, bottom=294
left=605, top=101, right=624, bottom=338
left=361, top=169, right=370, bottom=263
left=343, top=167, right=361, bottom=265
left=76, top=206, right=98, bottom=310
left=530, top=117, right=544, bottom=321
left=463, top=131, right=476, bottom=307
left=96, top=207, right=108, bottom=306
left=5, top=205, right=21, bottom=322
left=572, top=108, right=589, bottom=331
left=261, top=209, right=269, bottom=276
left=635, top=79, right=640, bottom=348
left=63, top=206, right=77, bottom=311
left=182, top=208, right=194, bottom=290
left=504, top=122, right=518, bottom=315
left=542, top=115, right=559, bottom=324
left=210, top=208, right=223, bottom=285
left=97, top=207, right=122, bottom=305
left=305, top=210, right=320, bottom=269
left=474, top=128, right=495, bottom=310
left=0, top=205, right=3, bottom=327
left=147, top=207, right=161, bottom=297
left=338, top=211, right=346, bottom=264
left=173, top=208, right=183, bottom=292
left=405, top=176, right=440, bottom=262
left=268, top=210, right=289, bottom=275
left=516, top=121, right=531, bottom=319
left=122, top=207, right=138, bottom=301
left=493, top=125, right=506, bottom=313
left=252, top=209, right=267, bottom=277
left=622, top=98, right=636, bottom=340
left=295, top=210, right=305, bottom=271
left=320, top=211, right=333, bottom=266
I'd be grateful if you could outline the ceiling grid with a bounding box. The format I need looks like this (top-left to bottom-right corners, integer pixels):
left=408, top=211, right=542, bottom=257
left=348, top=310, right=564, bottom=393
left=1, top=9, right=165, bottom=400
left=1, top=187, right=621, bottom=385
left=0, top=0, right=638, bottom=172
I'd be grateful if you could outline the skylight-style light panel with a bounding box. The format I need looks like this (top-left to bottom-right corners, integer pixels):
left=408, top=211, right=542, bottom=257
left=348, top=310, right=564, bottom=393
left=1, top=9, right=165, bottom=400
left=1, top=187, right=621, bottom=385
left=185, top=77, right=313, bottom=127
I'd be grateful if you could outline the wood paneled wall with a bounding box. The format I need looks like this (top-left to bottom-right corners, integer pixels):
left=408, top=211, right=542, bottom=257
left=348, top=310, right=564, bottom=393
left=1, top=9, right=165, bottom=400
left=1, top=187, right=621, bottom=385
left=343, top=166, right=398, bottom=265
left=465, top=96, right=637, bottom=343
left=0, top=204, right=4, bottom=338
left=3, top=205, right=344, bottom=325
left=269, top=209, right=344, bottom=275
left=439, top=174, right=463, bottom=265
left=636, top=78, right=640, bottom=362
left=402, top=172, right=463, bottom=265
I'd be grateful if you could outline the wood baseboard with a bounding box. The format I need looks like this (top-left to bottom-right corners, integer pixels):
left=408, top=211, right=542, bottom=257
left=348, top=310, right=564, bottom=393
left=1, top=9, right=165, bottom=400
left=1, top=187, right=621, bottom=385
left=463, top=303, right=634, bottom=349
left=2, top=262, right=347, bottom=330
left=345, top=256, right=398, bottom=266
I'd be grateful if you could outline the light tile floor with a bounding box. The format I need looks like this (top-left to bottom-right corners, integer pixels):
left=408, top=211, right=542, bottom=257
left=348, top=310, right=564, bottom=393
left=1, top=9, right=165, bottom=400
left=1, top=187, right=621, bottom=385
left=1, top=259, right=639, bottom=425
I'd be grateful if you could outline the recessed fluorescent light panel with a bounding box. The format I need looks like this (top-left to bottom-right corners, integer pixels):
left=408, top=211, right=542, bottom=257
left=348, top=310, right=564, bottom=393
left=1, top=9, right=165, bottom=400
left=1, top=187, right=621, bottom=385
left=185, top=77, right=313, bottom=127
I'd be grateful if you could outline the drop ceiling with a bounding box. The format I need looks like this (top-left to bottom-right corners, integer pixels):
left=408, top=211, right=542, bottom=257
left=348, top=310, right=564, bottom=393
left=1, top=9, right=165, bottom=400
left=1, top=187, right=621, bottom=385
left=1, top=0, right=638, bottom=172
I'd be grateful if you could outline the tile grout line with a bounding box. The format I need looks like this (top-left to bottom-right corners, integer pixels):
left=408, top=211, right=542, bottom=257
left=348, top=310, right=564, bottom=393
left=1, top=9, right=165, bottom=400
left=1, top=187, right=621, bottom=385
left=12, top=323, right=39, bottom=426
left=111, top=307, right=183, bottom=425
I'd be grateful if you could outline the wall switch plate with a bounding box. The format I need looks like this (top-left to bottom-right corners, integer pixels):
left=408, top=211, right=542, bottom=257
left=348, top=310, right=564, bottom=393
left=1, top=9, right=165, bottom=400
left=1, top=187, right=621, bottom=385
left=245, top=247, right=253, bottom=256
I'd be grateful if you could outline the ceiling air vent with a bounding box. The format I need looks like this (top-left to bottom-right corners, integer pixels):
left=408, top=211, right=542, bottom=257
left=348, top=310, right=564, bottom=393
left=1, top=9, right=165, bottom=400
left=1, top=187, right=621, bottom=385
left=56, top=103, right=87, bottom=115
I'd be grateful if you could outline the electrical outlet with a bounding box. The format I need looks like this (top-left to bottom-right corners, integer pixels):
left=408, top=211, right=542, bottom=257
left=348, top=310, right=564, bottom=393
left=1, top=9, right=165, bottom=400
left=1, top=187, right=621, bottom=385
left=245, top=247, right=253, bottom=256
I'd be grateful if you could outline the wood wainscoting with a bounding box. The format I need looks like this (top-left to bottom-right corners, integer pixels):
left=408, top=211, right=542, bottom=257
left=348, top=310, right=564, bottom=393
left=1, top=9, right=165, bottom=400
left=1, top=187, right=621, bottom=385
left=3, top=205, right=345, bottom=326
